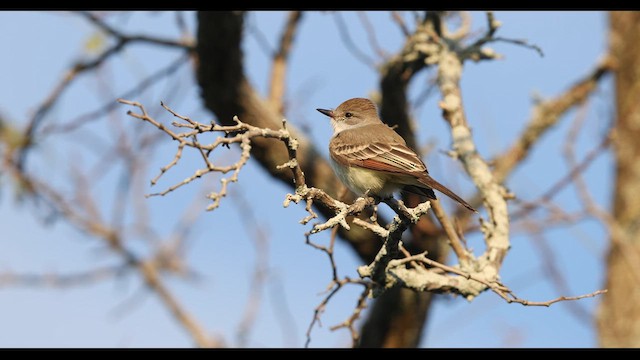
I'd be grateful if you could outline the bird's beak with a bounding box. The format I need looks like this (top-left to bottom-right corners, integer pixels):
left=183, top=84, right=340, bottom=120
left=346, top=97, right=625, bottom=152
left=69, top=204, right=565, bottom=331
left=316, top=108, right=334, bottom=118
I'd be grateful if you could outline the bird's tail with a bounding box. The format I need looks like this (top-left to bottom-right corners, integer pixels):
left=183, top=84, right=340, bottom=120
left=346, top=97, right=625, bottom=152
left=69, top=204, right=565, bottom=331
left=417, top=174, right=477, bottom=213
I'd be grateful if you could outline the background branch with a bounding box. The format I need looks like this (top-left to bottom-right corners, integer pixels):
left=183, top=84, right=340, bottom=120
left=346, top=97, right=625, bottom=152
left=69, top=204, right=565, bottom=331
left=268, top=11, right=303, bottom=114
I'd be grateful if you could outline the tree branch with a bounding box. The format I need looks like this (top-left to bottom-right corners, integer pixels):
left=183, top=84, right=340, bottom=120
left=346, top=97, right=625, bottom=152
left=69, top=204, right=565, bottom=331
left=491, top=54, right=615, bottom=185
left=268, top=11, right=303, bottom=114
left=3, top=153, right=221, bottom=348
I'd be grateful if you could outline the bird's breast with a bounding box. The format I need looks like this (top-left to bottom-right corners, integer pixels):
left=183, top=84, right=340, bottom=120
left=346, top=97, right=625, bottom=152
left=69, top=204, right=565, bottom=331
left=330, top=159, right=395, bottom=196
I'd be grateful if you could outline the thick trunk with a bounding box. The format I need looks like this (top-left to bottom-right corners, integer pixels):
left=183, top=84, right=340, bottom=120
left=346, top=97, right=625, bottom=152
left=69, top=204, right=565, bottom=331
left=597, top=11, right=640, bottom=347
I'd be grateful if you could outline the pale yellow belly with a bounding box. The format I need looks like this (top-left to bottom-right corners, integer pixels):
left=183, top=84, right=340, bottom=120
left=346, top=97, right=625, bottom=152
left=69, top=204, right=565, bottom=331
left=330, top=160, right=397, bottom=196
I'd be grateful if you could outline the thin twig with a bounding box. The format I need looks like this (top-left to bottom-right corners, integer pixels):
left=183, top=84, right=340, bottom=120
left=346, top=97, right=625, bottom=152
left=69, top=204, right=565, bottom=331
left=304, top=277, right=368, bottom=348
left=511, top=129, right=611, bottom=220
left=333, top=12, right=377, bottom=69
left=430, top=199, right=470, bottom=265
left=45, top=54, right=190, bottom=134
left=18, top=11, right=193, bottom=170
left=357, top=11, right=388, bottom=59
left=490, top=54, right=615, bottom=185
left=0, top=266, right=127, bottom=288
left=529, top=232, right=593, bottom=322
left=232, top=189, right=271, bottom=347
left=77, top=11, right=195, bottom=50
left=4, top=158, right=221, bottom=348
left=396, top=253, right=606, bottom=307
left=391, top=11, right=411, bottom=37
left=329, top=284, right=372, bottom=347
left=119, top=100, right=295, bottom=211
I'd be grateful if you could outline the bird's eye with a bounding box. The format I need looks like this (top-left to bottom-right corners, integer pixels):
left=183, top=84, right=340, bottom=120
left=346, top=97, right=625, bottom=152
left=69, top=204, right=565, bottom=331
left=345, top=112, right=353, bottom=118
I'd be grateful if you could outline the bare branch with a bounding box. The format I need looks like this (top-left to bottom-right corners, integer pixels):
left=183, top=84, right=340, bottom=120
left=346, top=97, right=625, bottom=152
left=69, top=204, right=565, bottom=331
left=529, top=233, right=593, bottom=321
left=491, top=54, right=615, bottom=185
left=18, top=12, right=194, bottom=171
left=246, top=13, right=276, bottom=57
left=0, top=266, right=126, bottom=288
left=445, top=11, right=472, bottom=41
left=329, top=284, right=372, bottom=346
left=3, top=156, right=222, bottom=348
left=268, top=11, right=303, bottom=113
left=506, top=290, right=608, bottom=307
left=511, top=117, right=612, bottom=220
left=77, top=11, right=195, bottom=50
left=430, top=200, right=470, bottom=265
left=333, top=12, right=377, bottom=69
left=437, top=34, right=510, bottom=294
left=390, top=11, right=411, bottom=38
left=460, top=11, right=543, bottom=62
left=305, top=277, right=369, bottom=348
left=119, top=99, right=297, bottom=211
left=392, top=252, right=606, bottom=307
left=357, top=11, right=388, bottom=59
left=45, top=54, right=190, bottom=134
left=232, top=189, right=271, bottom=347
left=357, top=200, right=433, bottom=294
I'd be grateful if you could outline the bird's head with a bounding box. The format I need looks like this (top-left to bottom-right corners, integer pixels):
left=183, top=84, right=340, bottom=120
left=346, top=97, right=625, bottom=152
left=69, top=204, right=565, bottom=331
left=317, top=98, right=380, bottom=133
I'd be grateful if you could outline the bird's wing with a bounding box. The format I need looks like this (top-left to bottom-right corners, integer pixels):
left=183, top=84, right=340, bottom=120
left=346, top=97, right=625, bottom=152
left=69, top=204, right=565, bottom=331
left=330, top=129, right=427, bottom=175
left=330, top=125, right=477, bottom=212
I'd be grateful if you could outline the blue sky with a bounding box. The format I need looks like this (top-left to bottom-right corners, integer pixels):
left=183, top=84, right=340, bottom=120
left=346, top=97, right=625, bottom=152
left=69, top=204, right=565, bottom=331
left=0, top=11, right=611, bottom=347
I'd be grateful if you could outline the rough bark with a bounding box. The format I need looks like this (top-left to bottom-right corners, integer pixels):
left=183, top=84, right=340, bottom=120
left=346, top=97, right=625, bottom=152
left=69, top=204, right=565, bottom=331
left=597, top=11, right=640, bottom=347
left=359, top=233, right=446, bottom=347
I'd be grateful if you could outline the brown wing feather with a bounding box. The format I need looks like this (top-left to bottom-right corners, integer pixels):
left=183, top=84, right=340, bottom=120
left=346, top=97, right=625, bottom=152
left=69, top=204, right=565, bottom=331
left=330, top=126, right=427, bottom=175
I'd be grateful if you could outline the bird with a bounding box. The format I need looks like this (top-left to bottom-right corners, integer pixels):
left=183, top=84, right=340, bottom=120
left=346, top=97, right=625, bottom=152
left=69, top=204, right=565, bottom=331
left=316, top=97, right=476, bottom=212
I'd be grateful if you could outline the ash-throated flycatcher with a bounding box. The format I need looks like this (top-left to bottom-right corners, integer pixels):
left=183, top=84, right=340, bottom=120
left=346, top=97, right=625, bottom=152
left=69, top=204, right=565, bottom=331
left=317, top=98, right=476, bottom=212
